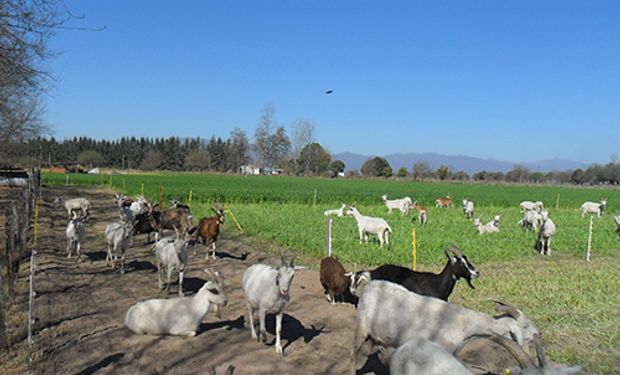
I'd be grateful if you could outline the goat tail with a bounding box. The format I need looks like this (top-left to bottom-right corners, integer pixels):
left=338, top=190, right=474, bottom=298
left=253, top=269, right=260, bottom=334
left=385, top=225, right=392, bottom=233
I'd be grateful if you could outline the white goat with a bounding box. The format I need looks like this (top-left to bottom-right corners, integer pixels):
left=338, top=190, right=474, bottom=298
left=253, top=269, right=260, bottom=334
left=155, top=227, right=189, bottom=296
left=462, top=199, right=474, bottom=219
left=535, top=211, right=556, bottom=256
left=381, top=194, right=412, bottom=215
left=518, top=210, right=543, bottom=232
left=242, top=255, right=296, bottom=355
left=520, top=201, right=544, bottom=213
left=324, top=203, right=347, bottom=217
left=351, top=280, right=539, bottom=374
left=125, top=269, right=227, bottom=336
left=104, top=220, right=134, bottom=274
left=490, top=214, right=501, bottom=228
left=55, top=196, right=91, bottom=218
left=129, top=195, right=148, bottom=216
left=474, top=216, right=500, bottom=234
left=65, top=212, right=85, bottom=260
left=346, top=205, right=391, bottom=247
left=580, top=199, right=607, bottom=218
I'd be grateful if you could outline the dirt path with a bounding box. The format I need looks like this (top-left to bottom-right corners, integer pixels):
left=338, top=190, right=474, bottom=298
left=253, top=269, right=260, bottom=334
left=30, top=186, right=372, bottom=375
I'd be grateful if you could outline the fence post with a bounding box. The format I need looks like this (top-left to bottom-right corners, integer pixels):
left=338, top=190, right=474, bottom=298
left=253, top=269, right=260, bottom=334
left=224, top=204, right=244, bottom=233
left=159, top=186, right=164, bottom=209
left=412, top=228, right=417, bottom=271
left=188, top=190, right=192, bottom=208
left=313, top=189, right=317, bottom=207
left=555, top=193, right=560, bottom=209
left=28, top=193, right=40, bottom=349
left=141, top=183, right=144, bottom=197
left=122, top=178, right=126, bottom=191
left=326, top=218, right=332, bottom=257
left=65, top=175, right=69, bottom=185
left=586, top=215, right=593, bottom=262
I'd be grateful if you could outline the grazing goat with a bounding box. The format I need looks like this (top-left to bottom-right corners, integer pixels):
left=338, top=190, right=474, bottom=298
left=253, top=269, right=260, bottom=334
left=148, top=204, right=192, bottom=241
left=54, top=196, right=91, bottom=218
left=350, top=280, right=539, bottom=374
left=347, top=245, right=478, bottom=301
left=242, top=254, right=296, bottom=355
left=346, top=205, right=391, bottom=247
left=518, top=210, right=543, bottom=232
left=412, top=201, right=427, bottom=225
left=390, top=335, right=580, bottom=375
left=435, top=194, right=452, bottom=208
left=65, top=212, right=85, bottom=261
left=580, top=199, right=607, bottom=218
left=381, top=194, right=412, bottom=215
left=104, top=220, right=134, bottom=274
left=474, top=216, right=500, bottom=234
left=125, top=269, right=227, bottom=336
left=189, top=207, right=225, bottom=260
left=535, top=211, right=556, bottom=256
left=320, top=256, right=351, bottom=304
left=462, top=199, right=474, bottom=219
left=155, top=227, right=190, bottom=296
left=324, top=203, right=347, bottom=217
left=520, top=201, right=544, bottom=213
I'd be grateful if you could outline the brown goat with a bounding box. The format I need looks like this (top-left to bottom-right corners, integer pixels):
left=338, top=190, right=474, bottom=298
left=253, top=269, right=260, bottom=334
left=319, top=256, right=351, bottom=304
left=148, top=204, right=192, bottom=241
left=435, top=194, right=452, bottom=208
left=412, top=202, right=428, bottom=225
left=190, top=208, right=225, bottom=260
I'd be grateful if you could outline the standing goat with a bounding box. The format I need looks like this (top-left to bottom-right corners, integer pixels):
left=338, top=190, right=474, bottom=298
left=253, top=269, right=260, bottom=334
left=474, top=216, right=500, bottom=234
left=189, top=207, right=225, bottom=260
left=104, top=220, right=134, bottom=274
left=535, top=211, right=556, bottom=256
left=435, top=194, right=452, bottom=208
left=54, top=196, right=91, bottom=218
left=350, top=280, right=540, bottom=374
left=324, top=203, right=347, bottom=217
left=155, top=227, right=190, bottom=296
left=412, top=201, right=427, bottom=225
left=346, top=205, right=391, bottom=247
left=242, top=254, right=296, bottom=355
left=320, top=256, right=351, bottom=304
left=114, top=193, right=133, bottom=208
left=65, top=212, right=85, bottom=261
left=462, top=199, right=475, bottom=219
left=518, top=210, right=543, bottom=232
left=347, top=245, right=478, bottom=301
left=580, top=199, right=607, bottom=218
left=520, top=201, right=544, bottom=213
left=148, top=204, right=192, bottom=241
left=381, top=194, right=412, bottom=215
left=125, top=269, right=227, bottom=336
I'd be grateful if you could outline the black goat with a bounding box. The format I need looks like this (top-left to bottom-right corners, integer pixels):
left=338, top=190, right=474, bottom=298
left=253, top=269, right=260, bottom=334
left=133, top=211, right=157, bottom=243
left=347, top=245, right=479, bottom=301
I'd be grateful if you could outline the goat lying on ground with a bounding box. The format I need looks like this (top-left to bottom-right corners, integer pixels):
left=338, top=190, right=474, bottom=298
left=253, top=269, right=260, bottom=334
left=347, top=245, right=478, bottom=301
left=474, top=216, right=500, bottom=234
left=125, top=269, right=227, bottom=336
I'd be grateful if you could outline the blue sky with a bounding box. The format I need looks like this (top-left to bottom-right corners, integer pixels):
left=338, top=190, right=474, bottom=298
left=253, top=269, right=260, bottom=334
left=47, top=1, right=619, bottom=164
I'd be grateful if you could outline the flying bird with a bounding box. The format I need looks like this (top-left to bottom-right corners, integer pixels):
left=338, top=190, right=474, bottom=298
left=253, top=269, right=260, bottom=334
left=325, top=90, right=333, bottom=95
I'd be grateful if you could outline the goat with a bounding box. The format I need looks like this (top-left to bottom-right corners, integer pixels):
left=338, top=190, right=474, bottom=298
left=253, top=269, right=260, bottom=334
left=104, top=220, right=134, bottom=274
left=381, top=194, right=412, bottom=215
left=189, top=207, right=225, bottom=260
left=148, top=204, right=192, bottom=241
left=54, top=196, right=91, bottom=218
left=170, top=199, right=191, bottom=211
left=520, top=201, right=544, bottom=213
left=535, top=211, right=556, bottom=256
left=518, top=210, right=543, bottom=232
left=129, top=195, right=148, bottom=216
left=133, top=211, right=157, bottom=243
left=155, top=226, right=190, bottom=296
left=65, top=212, right=85, bottom=261
left=242, top=254, right=296, bottom=355
left=462, top=199, right=474, bottom=219
left=346, top=205, right=391, bottom=247
left=474, top=216, right=500, bottom=234
left=347, top=245, right=478, bottom=301
left=324, top=203, right=347, bottom=217
left=124, top=269, right=227, bottom=336
left=114, top=193, right=133, bottom=207
left=350, top=280, right=540, bottom=374
left=580, top=199, right=607, bottom=218
left=435, top=194, right=452, bottom=208
left=319, top=256, right=351, bottom=304
left=390, top=335, right=580, bottom=375
left=412, top=201, right=427, bottom=225
left=491, top=214, right=501, bottom=228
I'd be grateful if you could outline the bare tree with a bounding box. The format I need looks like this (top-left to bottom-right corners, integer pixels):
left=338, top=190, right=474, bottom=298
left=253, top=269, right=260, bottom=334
left=254, top=103, right=275, bottom=169
left=290, top=119, right=315, bottom=158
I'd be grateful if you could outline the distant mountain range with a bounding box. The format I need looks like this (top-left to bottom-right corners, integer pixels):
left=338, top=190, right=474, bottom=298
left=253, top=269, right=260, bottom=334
left=332, top=152, right=590, bottom=174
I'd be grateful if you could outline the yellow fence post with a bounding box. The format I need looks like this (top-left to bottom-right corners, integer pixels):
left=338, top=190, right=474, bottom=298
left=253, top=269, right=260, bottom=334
left=556, top=193, right=560, bottom=209
left=159, top=186, right=164, bottom=209
left=412, top=228, right=417, bottom=271
left=188, top=190, right=192, bottom=208
left=141, top=183, right=144, bottom=197
left=122, top=178, right=126, bottom=191
left=225, top=204, right=244, bottom=233
left=109, top=175, right=112, bottom=188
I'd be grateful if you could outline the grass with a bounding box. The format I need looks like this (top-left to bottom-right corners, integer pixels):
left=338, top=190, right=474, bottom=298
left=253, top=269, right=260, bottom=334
left=42, top=171, right=620, bottom=373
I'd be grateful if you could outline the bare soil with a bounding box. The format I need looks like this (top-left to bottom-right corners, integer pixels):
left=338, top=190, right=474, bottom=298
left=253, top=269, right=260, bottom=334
left=7, top=186, right=375, bottom=375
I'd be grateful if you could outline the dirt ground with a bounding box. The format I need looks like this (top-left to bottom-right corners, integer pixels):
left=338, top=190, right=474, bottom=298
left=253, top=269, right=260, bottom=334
left=7, top=186, right=383, bottom=375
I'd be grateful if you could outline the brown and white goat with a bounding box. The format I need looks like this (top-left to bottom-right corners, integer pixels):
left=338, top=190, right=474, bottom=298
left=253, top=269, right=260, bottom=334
left=189, top=207, right=225, bottom=260
left=148, top=204, right=192, bottom=241
left=412, top=201, right=428, bottom=225
left=435, top=194, right=452, bottom=208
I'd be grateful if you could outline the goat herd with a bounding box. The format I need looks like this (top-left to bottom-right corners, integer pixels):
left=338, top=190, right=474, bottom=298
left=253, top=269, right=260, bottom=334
left=324, top=194, right=616, bottom=257
left=52, top=191, right=613, bottom=374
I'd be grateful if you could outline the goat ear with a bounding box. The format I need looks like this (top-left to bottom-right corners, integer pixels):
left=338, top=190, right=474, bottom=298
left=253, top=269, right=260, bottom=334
left=225, top=365, right=235, bottom=375
left=288, top=255, right=296, bottom=268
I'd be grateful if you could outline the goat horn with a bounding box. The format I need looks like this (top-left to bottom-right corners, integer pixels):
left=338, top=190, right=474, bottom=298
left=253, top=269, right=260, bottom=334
left=489, top=298, right=521, bottom=319
left=446, top=245, right=463, bottom=257
left=489, top=335, right=535, bottom=369
left=533, top=333, right=547, bottom=367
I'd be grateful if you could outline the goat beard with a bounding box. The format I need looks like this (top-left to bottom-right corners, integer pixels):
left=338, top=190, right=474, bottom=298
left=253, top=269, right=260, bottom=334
left=212, top=304, right=222, bottom=318
left=466, top=278, right=475, bottom=289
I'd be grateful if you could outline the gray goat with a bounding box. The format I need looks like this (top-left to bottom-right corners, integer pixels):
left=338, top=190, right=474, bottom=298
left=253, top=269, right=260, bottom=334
left=242, top=254, right=296, bottom=355
left=154, top=227, right=190, bottom=296
left=104, top=220, right=134, bottom=274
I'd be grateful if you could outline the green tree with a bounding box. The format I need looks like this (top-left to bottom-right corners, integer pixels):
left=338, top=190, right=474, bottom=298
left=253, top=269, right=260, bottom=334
left=77, top=150, right=104, bottom=169
left=361, top=157, right=392, bottom=178
left=437, top=165, right=449, bottom=180
left=397, top=167, right=408, bottom=178
left=296, top=142, right=331, bottom=175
